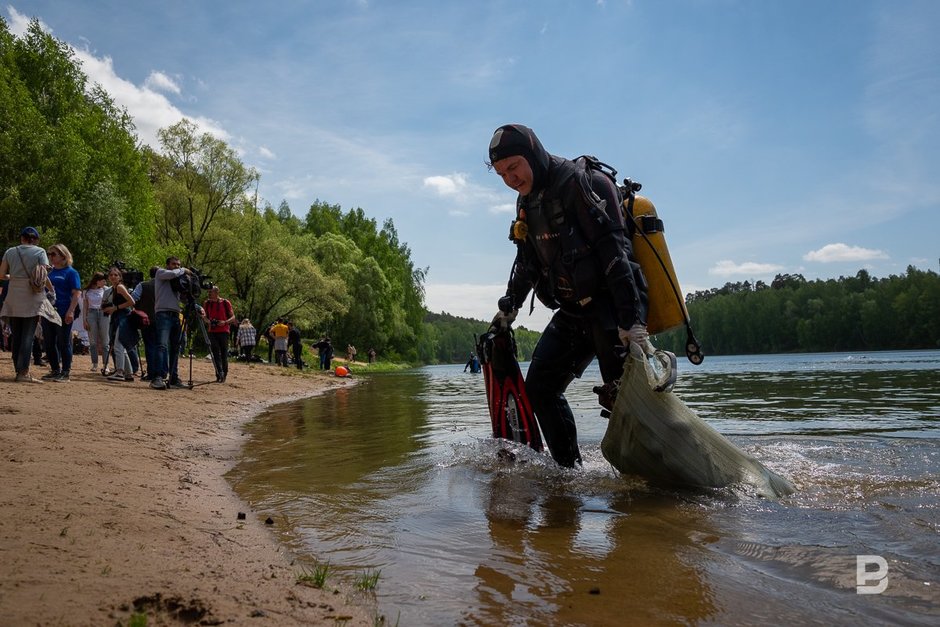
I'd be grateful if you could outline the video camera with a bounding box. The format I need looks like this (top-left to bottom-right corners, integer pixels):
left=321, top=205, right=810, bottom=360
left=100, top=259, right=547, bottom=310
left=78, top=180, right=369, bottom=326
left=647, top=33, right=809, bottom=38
left=111, top=260, right=144, bottom=289
left=172, top=266, right=214, bottom=304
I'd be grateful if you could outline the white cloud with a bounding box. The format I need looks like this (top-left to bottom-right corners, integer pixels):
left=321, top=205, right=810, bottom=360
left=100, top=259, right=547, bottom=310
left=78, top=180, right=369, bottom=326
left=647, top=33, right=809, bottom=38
left=709, top=260, right=785, bottom=277
left=1, top=13, right=234, bottom=154
left=803, top=243, right=889, bottom=263
left=143, top=71, right=181, bottom=95
left=423, top=282, right=553, bottom=331
left=422, top=174, right=515, bottom=218
left=424, top=282, right=505, bottom=319
left=423, top=173, right=468, bottom=196
left=72, top=48, right=230, bottom=149
left=6, top=6, right=46, bottom=36
left=258, top=146, right=276, bottom=160
left=454, top=59, right=514, bottom=85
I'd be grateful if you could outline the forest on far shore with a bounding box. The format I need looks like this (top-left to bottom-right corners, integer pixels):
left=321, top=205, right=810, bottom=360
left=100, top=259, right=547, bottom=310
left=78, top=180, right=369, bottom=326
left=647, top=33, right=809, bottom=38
left=653, top=267, right=939, bottom=357
left=426, top=267, right=940, bottom=363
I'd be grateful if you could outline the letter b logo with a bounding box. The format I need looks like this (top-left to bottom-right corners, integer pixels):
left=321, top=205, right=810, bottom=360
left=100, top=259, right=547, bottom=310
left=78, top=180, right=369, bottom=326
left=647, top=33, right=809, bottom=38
left=856, top=555, right=888, bottom=594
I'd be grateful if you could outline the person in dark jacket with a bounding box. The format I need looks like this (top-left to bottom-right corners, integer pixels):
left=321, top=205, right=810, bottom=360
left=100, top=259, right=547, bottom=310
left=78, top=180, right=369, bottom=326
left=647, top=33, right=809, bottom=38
left=312, top=336, right=333, bottom=370
left=487, top=124, right=650, bottom=468
left=287, top=321, right=303, bottom=370
left=130, top=268, right=158, bottom=381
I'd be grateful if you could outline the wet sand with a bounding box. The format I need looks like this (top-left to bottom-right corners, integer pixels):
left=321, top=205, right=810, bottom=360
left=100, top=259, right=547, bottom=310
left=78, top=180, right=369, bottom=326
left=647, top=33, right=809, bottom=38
left=0, top=353, right=373, bottom=626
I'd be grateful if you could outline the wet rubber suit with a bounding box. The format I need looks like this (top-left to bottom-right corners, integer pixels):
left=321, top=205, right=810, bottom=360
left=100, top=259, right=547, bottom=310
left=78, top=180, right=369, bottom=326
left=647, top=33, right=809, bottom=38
left=492, top=124, right=649, bottom=468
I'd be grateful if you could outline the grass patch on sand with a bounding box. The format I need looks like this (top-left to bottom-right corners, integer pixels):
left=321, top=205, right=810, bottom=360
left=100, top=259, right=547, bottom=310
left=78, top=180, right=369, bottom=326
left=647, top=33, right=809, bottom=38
left=297, top=561, right=331, bottom=588
left=355, top=569, right=381, bottom=591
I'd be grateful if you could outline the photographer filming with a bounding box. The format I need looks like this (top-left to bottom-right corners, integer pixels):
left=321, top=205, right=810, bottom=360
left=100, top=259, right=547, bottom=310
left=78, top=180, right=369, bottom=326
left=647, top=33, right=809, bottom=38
left=201, top=285, right=235, bottom=382
left=152, top=256, right=200, bottom=390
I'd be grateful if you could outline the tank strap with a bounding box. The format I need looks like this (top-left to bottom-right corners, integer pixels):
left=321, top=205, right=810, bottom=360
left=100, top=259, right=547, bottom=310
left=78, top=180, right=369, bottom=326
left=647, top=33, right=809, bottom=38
left=638, top=215, right=665, bottom=234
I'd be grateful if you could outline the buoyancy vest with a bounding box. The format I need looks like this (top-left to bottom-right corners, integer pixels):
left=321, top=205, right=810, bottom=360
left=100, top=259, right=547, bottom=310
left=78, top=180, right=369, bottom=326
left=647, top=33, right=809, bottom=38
left=508, top=156, right=648, bottom=328
left=578, top=158, right=704, bottom=363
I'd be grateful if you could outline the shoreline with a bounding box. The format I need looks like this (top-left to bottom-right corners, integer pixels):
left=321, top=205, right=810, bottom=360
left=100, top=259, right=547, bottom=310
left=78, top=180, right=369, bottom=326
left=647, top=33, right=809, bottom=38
left=0, top=353, right=373, bottom=626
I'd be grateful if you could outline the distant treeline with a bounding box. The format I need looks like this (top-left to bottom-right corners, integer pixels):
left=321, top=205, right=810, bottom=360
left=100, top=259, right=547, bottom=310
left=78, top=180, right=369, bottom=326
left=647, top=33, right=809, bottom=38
left=421, top=312, right=542, bottom=364
left=655, top=267, right=940, bottom=356
left=423, top=266, right=940, bottom=364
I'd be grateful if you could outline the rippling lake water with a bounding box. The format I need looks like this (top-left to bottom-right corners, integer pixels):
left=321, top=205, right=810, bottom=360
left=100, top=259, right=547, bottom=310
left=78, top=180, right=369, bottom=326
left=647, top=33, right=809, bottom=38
left=228, top=350, right=940, bottom=625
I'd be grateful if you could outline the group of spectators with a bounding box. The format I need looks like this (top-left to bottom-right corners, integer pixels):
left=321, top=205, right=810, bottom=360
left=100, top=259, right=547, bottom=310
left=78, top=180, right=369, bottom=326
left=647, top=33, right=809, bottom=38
left=1, top=226, right=368, bottom=385
left=261, top=318, right=318, bottom=370
left=0, top=227, right=227, bottom=388
left=0, top=228, right=80, bottom=383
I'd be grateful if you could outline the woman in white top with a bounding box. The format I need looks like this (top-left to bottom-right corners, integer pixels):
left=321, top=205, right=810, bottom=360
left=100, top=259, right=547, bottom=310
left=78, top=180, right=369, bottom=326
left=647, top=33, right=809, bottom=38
left=82, top=272, right=110, bottom=372
left=0, top=227, right=49, bottom=383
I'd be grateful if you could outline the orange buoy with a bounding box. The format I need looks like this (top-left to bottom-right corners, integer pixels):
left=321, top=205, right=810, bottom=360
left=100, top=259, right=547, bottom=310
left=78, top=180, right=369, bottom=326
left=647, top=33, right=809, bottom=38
left=335, top=365, right=349, bottom=377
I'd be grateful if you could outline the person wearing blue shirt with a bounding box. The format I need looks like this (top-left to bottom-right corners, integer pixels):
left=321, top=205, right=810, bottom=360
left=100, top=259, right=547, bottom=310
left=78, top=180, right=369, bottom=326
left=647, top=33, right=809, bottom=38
left=43, top=243, right=81, bottom=382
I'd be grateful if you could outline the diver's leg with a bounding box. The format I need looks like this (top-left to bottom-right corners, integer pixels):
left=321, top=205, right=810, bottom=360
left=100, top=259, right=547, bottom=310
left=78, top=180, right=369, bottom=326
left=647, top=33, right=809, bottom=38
left=525, top=312, right=593, bottom=467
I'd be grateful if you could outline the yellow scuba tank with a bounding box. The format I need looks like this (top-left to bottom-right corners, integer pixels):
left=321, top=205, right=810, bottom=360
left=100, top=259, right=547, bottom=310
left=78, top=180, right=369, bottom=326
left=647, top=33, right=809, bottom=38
left=627, top=194, right=688, bottom=335
left=622, top=181, right=703, bottom=364
left=551, top=157, right=704, bottom=363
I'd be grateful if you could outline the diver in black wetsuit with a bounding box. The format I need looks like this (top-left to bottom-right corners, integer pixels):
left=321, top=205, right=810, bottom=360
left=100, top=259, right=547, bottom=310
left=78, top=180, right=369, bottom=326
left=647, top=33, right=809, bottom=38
left=487, top=124, right=650, bottom=468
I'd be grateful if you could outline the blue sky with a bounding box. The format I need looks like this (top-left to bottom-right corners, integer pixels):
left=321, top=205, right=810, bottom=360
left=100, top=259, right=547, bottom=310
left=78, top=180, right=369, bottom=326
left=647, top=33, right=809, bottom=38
left=7, top=1, right=939, bottom=331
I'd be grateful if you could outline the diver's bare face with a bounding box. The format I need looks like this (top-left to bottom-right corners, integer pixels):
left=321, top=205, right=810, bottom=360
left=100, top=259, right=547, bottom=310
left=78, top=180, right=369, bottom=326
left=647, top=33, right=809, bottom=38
left=494, top=156, right=533, bottom=196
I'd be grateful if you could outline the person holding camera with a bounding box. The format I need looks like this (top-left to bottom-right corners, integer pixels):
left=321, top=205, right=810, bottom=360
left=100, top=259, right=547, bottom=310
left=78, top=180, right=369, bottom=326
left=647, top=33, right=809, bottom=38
left=201, top=285, right=235, bottom=382
left=152, top=256, right=194, bottom=390
left=82, top=272, right=110, bottom=373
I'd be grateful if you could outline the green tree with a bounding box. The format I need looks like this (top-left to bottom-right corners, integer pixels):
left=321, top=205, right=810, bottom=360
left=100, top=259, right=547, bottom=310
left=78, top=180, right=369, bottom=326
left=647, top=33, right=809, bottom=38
left=0, top=18, right=157, bottom=274
left=303, top=201, right=427, bottom=361
left=150, top=119, right=259, bottom=269
left=214, top=208, right=348, bottom=332
left=659, top=266, right=939, bottom=355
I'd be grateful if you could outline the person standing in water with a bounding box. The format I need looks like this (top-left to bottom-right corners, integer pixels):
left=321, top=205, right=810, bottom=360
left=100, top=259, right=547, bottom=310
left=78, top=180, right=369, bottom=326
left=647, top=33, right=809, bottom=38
left=487, top=124, right=649, bottom=468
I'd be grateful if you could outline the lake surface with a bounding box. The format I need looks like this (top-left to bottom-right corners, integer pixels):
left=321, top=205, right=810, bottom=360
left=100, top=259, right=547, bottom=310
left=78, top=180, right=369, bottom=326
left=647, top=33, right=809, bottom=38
left=228, top=350, right=940, bottom=625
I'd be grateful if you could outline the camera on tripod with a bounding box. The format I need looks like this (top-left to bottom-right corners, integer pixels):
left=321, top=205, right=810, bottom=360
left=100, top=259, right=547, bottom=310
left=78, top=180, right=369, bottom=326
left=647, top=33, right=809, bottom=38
left=111, top=260, right=144, bottom=289
left=172, top=267, right=214, bottom=303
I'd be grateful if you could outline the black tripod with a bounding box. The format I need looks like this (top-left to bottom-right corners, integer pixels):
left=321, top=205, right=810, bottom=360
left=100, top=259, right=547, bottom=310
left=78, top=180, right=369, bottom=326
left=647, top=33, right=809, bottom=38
left=178, top=299, right=222, bottom=388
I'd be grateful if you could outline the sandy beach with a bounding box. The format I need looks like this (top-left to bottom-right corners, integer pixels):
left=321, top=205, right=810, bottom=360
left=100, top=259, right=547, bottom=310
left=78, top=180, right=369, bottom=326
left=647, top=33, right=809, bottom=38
left=0, top=353, right=374, bottom=626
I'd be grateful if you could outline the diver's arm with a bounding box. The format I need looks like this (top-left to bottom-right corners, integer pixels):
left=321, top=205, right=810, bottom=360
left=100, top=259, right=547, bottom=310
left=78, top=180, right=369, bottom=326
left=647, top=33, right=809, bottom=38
left=576, top=173, right=648, bottom=327
left=504, top=244, right=535, bottom=312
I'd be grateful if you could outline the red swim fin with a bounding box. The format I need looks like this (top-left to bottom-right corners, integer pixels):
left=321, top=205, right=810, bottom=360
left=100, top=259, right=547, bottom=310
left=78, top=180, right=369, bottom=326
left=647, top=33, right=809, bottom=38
left=477, top=328, right=543, bottom=451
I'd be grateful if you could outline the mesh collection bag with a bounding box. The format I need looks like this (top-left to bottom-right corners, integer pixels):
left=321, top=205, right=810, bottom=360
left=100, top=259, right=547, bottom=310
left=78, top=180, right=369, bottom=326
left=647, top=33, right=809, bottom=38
left=601, top=341, right=795, bottom=499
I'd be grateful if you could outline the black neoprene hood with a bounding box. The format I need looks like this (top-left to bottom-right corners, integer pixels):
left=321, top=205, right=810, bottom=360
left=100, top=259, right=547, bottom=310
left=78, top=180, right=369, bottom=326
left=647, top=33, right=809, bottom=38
left=488, top=124, right=551, bottom=193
